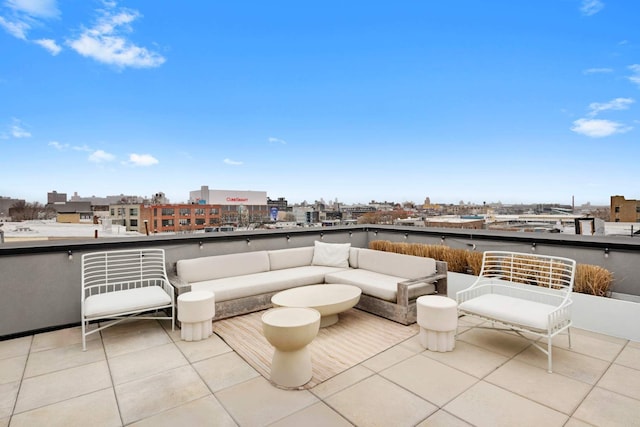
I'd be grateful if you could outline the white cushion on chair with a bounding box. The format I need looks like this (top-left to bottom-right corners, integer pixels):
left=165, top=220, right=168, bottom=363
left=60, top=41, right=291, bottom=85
left=84, top=286, right=171, bottom=318
left=458, top=294, right=556, bottom=331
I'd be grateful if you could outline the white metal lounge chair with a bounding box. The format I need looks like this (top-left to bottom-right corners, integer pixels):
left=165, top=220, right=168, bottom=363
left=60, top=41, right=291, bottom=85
left=81, top=248, right=175, bottom=350
left=456, top=251, right=576, bottom=373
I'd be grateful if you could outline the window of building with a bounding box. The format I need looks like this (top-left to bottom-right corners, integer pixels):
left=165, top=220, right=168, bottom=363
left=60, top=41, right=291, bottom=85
left=129, top=208, right=138, bottom=216
left=118, top=208, right=125, bottom=216
left=179, top=218, right=190, bottom=226
left=195, top=218, right=205, bottom=225
left=130, top=219, right=138, bottom=227
left=194, top=208, right=205, bottom=216
left=162, top=219, right=174, bottom=227
left=162, top=208, right=174, bottom=216
left=636, top=206, right=640, bottom=213
left=110, top=208, right=115, bottom=216
left=179, top=208, right=191, bottom=216
left=210, top=208, right=218, bottom=215
left=615, top=206, right=620, bottom=213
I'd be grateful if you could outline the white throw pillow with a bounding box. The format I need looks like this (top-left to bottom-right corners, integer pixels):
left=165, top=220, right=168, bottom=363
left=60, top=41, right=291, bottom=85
left=311, top=241, right=351, bottom=268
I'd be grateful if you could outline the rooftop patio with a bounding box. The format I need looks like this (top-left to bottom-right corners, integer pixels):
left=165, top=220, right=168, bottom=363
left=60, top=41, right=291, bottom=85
left=2, top=311, right=639, bottom=426
left=1, top=225, right=639, bottom=425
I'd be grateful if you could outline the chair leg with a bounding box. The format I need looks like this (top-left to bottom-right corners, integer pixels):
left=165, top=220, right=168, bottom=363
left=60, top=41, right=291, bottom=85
left=547, top=336, right=553, bottom=373
left=82, top=320, right=86, bottom=352
left=567, top=327, right=572, bottom=349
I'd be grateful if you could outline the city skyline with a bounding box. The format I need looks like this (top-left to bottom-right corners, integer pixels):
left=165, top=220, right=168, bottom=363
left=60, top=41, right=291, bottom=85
left=2, top=1, right=639, bottom=206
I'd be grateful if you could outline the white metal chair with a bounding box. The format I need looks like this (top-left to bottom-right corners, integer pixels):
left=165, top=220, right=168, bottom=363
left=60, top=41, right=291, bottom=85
left=81, top=248, right=175, bottom=350
left=457, top=251, right=576, bottom=373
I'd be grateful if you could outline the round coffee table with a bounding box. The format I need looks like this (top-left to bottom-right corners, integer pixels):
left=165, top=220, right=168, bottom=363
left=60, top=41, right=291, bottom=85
left=271, top=284, right=362, bottom=327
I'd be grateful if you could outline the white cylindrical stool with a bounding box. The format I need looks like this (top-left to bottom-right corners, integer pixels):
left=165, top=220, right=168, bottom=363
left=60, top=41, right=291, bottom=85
left=416, top=295, right=458, bottom=352
left=262, top=307, right=320, bottom=388
left=177, top=291, right=215, bottom=341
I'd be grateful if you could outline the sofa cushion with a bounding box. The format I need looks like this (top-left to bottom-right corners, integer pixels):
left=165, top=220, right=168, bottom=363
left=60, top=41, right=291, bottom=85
left=177, top=251, right=270, bottom=283
left=325, top=269, right=434, bottom=302
left=357, top=249, right=436, bottom=278
left=349, top=247, right=359, bottom=268
left=458, top=294, right=556, bottom=331
left=190, top=265, right=347, bottom=302
left=268, top=247, right=314, bottom=270
left=311, top=241, right=351, bottom=268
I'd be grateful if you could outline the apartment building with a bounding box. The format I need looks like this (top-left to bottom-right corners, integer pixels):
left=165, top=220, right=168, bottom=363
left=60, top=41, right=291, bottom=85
left=610, top=195, right=640, bottom=223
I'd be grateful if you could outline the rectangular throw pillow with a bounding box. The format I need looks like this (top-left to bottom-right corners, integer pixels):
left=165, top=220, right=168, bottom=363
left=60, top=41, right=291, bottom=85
left=311, top=240, right=351, bottom=268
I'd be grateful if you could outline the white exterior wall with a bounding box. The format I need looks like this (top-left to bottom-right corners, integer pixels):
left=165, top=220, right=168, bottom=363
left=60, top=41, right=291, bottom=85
left=189, top=187, right=267, bottom=205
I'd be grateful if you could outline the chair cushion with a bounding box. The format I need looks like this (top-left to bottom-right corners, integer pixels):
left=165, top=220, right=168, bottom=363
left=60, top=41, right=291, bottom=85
left=458, top=294, right=556, bottom=331
left=84, top=286, right=171, bottom=318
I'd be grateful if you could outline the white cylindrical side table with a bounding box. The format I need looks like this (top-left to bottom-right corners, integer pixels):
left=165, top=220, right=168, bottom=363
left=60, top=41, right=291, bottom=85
left=262, top=307, right=320, bottom=388
left=416, top=295, right=458, bottom=352
left=177, top=291, right=215, bottom=341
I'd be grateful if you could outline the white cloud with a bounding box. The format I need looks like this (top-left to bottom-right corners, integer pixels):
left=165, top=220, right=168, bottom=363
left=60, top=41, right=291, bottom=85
left=571, top=118, right=631, bottom=137
left=580, top=0, right=604, bottom=16
left=89, top=149, right=115, bottom=162
left=268, top=137, right=287, bottom=144
left=587, top=97, right=634, bottom=117
left=6, top=0, right=60, bottom=19
left=11, top=120, right=31, bottom=138
left=0, top=0, right=59, bottom=41
left=583, top=67, right=613, bottom=74
left=48, top=140, right=68, bottom=150
left=72, top=144, right=92, bottom=152
left=628, top=64, right=640, bottom=87
left=66, top=4, right=165, bottom=69
left=127, top=153, right=158, bottom=166
left=224, top=158, right=243, bottom=166
left=34, top=38, right=61, bottom=55
left=0, top=16, right=29, bottom=39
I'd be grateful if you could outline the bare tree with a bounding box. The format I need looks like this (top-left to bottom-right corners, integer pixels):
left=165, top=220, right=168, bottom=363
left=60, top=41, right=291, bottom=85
left=9, top=201, right=55, bottom=221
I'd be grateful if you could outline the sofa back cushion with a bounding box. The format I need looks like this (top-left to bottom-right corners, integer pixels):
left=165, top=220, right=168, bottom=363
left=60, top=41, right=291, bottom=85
left=349, top=247, right=359, bottom=268
left=177, top=251, right=270, bottom=283
left=311, top=241, right=351, bottom=268
left=268, top=247, right=314, bottom=270
left=357, top=249, right=436, bottom=278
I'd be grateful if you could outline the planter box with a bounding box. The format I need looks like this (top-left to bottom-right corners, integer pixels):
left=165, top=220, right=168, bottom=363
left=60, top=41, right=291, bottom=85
left=447, top=272, right=640, bottom=342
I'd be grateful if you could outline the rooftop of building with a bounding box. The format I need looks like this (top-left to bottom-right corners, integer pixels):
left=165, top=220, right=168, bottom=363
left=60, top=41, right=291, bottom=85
left=1, top=225, right=639, bottom=426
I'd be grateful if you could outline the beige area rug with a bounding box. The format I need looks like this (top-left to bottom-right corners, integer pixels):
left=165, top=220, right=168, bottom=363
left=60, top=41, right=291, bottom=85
left=213, top=308, right=419, bottom=389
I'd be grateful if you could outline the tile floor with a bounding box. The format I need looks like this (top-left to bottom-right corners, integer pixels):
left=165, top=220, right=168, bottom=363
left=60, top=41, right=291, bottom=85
left=1, top=314, right=639, bottom=427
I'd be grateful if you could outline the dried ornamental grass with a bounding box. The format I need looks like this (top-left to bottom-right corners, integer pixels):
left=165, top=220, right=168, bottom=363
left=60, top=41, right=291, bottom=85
left=369, top=240, right=614, bottom=297
left=575, top=264, right=613, bottom=297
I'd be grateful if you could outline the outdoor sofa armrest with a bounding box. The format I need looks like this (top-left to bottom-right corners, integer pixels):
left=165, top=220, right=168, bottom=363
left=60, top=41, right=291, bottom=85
left=167, top=272, right=192, bottom=295
left=396, top=260, right=448, bottom=306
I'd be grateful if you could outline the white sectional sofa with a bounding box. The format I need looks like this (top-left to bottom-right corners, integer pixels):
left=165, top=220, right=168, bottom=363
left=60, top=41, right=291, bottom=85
left=170, top=241, right=447, bottom=325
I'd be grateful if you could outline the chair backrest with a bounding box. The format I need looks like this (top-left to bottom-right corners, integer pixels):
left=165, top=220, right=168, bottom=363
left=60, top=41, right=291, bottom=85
left=479, top=251, right=576, bottom=293
left=82, top=249, right=168, bottom=296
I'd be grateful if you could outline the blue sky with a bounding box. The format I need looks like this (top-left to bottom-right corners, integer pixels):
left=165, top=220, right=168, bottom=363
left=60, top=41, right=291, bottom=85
left=1, top=0, right=638, bottom=206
